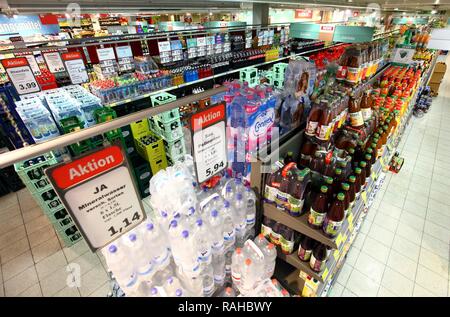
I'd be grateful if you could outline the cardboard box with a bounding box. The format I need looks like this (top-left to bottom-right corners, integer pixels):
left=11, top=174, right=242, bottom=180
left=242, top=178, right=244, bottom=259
left=430, top=72, right=445, bottom=84
left=434, top=62, right=447, bottom=73
left=429, top=83, right=440, bottom=96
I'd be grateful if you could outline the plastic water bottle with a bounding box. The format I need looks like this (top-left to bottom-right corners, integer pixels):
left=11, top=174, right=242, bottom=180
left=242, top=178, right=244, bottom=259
left=222, top=201, right=236, bottom=250
left=194, top=219, right=212, bottom=264
left=240, top=258, right=256, bottom=294
left=141, top=222, right=171, bottom=271
left=223, top=184, right=234, bottom=201
left=122, top=233, right=155, bottom=282
left=244, top=186, right=257, bottom=226
left=234, top=178, right=246, bottom=196
left=261, top=243, right=277, bottom=279
left=224, top=250, right=233, bottom=280
left=103, top=244, right=138, bottom=294
left=231, top=247, right=244, bottom=287
left=200, top=263, right=215, bottom=297
left=164, top=276, right=184, bottom=296
left=254, top=233, right=269, bottom=250
left=207, top=209, right=224, bottom=254
left=212, top=253, right=226, bottom=287
left=233, top=193, right=247, bottom=234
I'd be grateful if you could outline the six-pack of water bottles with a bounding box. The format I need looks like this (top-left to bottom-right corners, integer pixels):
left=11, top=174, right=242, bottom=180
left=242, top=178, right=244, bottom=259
left=102, top=158, right=288, bottom=297
left=213, top=80, right=277, bottom=179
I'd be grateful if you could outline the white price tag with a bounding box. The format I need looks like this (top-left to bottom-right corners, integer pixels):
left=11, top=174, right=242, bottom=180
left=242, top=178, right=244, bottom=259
left=25, top=55, right=41, bottom=76
left=115, top=46, right=133, bottom=58
left=158, top=41, right=171, bottom=53
left=97, top=47, right=116, bottom=61
left=191, top=104, right=227, bottom=183
left=43, top=52, right=66, bottom=73
left=2, top=58, right=40, bottom=95
left=45, top=145, right=146, bottom=251
left=197, top=37, right=206, bottom=46
left=61, top=52, right=88, bottom=85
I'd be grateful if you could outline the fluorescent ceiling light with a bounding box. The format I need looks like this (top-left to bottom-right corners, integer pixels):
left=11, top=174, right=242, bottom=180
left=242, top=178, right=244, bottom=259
left=394, top=8, right=399, bottom=11
left=431, top=9, right=437, bottom=14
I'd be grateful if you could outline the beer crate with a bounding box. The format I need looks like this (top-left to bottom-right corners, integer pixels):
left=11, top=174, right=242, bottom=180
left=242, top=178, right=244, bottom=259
left=148, top=117, right=183, bottom=142
left=239, top=67, right=258, bottom=88
left=57, top=225, right=83, bottom=247
left=273, top=62, right=288, bottom=79
left=46, top=206, right=76, bottom=232
left=163, top=136, right=186, bottom=162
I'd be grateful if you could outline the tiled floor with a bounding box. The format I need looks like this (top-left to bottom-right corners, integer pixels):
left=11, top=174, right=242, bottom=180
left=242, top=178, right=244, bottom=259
left=0, top=188, right=111, bottom=297
left=330, top=56, right=450, bottom=298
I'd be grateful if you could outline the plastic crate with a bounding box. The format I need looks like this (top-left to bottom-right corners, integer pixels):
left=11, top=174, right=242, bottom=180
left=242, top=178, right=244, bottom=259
left=35, top=188, right=65, bottom=213
left=163, top=136, right=186, bottom=161
left=273, top=62, right=288, bottom=78
left=239, top=67, right=258, bottom=88
left=148, top=117, right=183, bottom=142
left=46, top=206, right=75, bottom=231
left=130, top=119, right=168, bottom=174
left=57, top=225, right=83, bottom=247
left=150, top=92, right=176, bottom=107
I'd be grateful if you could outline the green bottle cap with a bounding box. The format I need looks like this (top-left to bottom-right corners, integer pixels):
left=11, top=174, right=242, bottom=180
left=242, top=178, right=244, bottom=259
left=337, top=193, right=345, bottom=201
left=320, top=186, right=328, bottom=193
left=324, top=176, right=333, bottom=184
left=365, top=154, right=372, bottom=161
left=335, top=168, right=342, bottom=175
left=288, top=151, right=293, bottom=156
left=349, top=175, right=356, bottom=183
left=360, top=161, right=367, bottom=168
left=338, top=161, right=347, bottom=168
left=348, top=148, right=355, bottom=154
left=342, top=183, right=350, bottom=191
left=355, top=167, right=362, bottom=174
left=367, top=147, right=373, bottom=153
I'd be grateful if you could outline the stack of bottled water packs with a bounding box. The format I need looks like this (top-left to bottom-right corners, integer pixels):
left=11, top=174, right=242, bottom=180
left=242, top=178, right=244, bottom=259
left=102, top=157, right=288, bottom=297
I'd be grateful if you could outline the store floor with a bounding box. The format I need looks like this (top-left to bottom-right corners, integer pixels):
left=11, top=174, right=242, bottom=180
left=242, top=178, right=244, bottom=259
left=329, top=58, right=450, bottom=297
left=0, top=188, right=110, bottom=297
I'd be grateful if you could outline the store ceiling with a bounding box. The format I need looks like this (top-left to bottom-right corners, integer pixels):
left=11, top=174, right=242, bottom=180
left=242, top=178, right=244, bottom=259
left=4, top=0, right=450, bottom=13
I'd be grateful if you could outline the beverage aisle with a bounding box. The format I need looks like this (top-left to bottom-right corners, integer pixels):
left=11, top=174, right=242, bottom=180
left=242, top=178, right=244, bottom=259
left=329, top=54, right=450, bottom=297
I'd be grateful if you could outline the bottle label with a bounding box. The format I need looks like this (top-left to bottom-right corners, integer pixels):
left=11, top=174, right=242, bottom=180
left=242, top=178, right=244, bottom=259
left=232, top=271, right=241, bottom=284
left=275, top=191, right=289, bottom=208
left=298, top=247, right=312, bottom=261
left=300, top=153, right=311, bottom=165
left=224, top=228, right=235, bottom=241
left=280, top=236, right=295, bottom=254
left=287, top=195, right=304, bottom=216
left=305, top=121, right=319, bottom=136
left=310, top=254, right=325, bottom=272
left=264, top=185, right=278, bottom=203
left=270, top=231, right=281, bottom=245
left=361, top=108, right=372, bottom=122
left=203, top=281, right=215, bottom=296
left=214, top=273, right=225, bottom=284
left=308, top=208, right=325, bottom=226
left=261, top=224, right=272, bottom=237
left=323, top=217, right=343, bottom=237
left=316, top=124, right=331, bottom=141
left=246, top=214, right=255, bottom=225
left=349, top=111, right=364, bottom=127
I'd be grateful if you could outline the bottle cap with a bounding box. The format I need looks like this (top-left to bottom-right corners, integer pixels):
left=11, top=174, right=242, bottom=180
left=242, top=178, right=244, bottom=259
left=236, top=193, right=243, bottom=200
left=182, top=230, right=189, bottom=238
left=196, top=219, right=203, bottom=227
left=320, top=186, right=328, bottom=193
left=169, top=220, right=178, bottom=228
left=324, top=176, right=333, bottom=184
left=268, top=243, right=275, bottom=250
left=108, top=245, right=117, bottom=253
left=245, top=258, right=252, bottom=265
left=335, top=168, right=342, bottom=175
left=236, top=248, right=242, bottom=254
left=360, top=161, right=367, bottom=168
left=355, top=167, right=362, bottom=174
left=349, top=175, right=356, bottom=183
left=146, top=223, right=154, bottom=231
left=342, top=183, right=350, bottom=190
left=365, top=154, right=372, bottom=160
left=175, top=289, right=183, bottom=297
left=224, top=201, right=230, bottom=208
left=211, top=209, right=219, bottom=217
left=128, top=234, right=137, bottom=242
left=337, top=193, right=345, bottom=201
left=348, top=148, right=355, bottom=154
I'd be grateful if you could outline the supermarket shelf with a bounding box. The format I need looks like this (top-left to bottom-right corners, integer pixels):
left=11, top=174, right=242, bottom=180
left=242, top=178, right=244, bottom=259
left=0, top=86, right=227, bottom=168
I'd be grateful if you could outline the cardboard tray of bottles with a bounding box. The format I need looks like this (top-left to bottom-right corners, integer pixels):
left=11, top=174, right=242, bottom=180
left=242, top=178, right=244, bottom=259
left=130, top=119, right=168, bottom=174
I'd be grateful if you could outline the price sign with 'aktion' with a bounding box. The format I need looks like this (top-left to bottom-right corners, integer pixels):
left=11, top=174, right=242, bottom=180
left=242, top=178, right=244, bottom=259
left=1, top=57, right=40, bottom=95
left=45, top=145, right=146, bottom=251
left=191, top=103, right=227, bottom=183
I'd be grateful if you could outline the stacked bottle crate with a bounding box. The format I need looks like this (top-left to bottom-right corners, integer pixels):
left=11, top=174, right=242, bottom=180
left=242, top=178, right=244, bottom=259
left=149, top=92, right=186, bottom=164
left=14, top=152, right=83, bottom=246
left=270, top=62, right=288, bottom=89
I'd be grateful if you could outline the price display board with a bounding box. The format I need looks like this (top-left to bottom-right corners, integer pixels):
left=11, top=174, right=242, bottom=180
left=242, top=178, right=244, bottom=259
left=97, top=47, right=116, bottom=61
left=191, top=103, right=227, bottom=183
left=115, top=46, right=135, bottom=72
left=43, top=52, right=66, bottom=73
left=45, top=145, right=146, bottom=251
left=1, top=57, right=40, bottom=95
left=24, top=55, right=41, bottom=76
left=61, top=52, right=89, bottom=84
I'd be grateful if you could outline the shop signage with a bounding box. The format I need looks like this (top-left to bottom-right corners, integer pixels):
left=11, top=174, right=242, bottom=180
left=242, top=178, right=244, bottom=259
left=319, top=25, right=335, bottom=41
left=1, top=57, right=40, bottom=95
left=45, top=145, right=146, bottom=251
left=43, top=52, right=66, bottom=73
left=289, top=23, right=320, bottom=40
left=191, top=103, right=227, bottom=183
left=24, top=55, right=41, bottom=76
left=157, top=41, right=171, bottom=53
left=115, top=45, right=133, bottom=59
left=0, top=15, right=60, bottom=37
left=392, top=17, right=429, bottom=25
left=97, top=47, right=116, bottom=61
left=295, top=9, right=313, bottom=19
left=61, top=51, right=89, bottom=84
left=392, top=47, right=415, bottom=65
left=332, top=26, right=374, bottom=43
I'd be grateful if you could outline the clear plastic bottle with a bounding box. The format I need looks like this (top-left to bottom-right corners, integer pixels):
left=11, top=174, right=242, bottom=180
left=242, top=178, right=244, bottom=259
left=221, top=286, right=236, bottom=297
left=200, top=263, right=215, bottom=297
left=222, top=201, right=236, bottom=250
left=212, top=253, right=226, bottom=288
left=122, top=233, right=155, bottom=282
left=194, top=218, right=212, bottom=264
left=231, top=247, right=244, bottom=288
left=261, top=243, right=277, bottom=279
left=233, top=193, right=247, bottom=234
left=244, top=186, right=257, bottom=227
left=207, top=209, right=225, bottom=254
left=140, top=222, right=171, bottom=271
left=103, top=244, right=138, bottom=294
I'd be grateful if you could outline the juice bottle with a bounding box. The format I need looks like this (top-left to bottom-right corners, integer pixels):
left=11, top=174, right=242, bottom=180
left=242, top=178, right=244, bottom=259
left=280, top=227, right=295, bottom=255
left=364, top=154, right=372, bottom=181
left=297, top=236, right=316, bottom=262
left=348, top=175, right=357, bottom=207
left=341, top=183, right=351, bottom=218
left=359, top=161, right=368, bottom=188
left=354, top=168, right=363, bottom=195
left=264, top=167, right=281, bottom=204
left=324, top=176, right=334, bottom=202
left=305, top=104, right=322, bottom=137
left=361, top=91, right=372, bottom=122
left=366, top=148, right=376, bottom=165
left=310, top=152, right=323, bottom=173
left=333, top=168, right=344, bottom=195
left=316, top=106, right=333, bottom=142
left=310, top=243, right=328, bottom=272
left=323, top=192, right=345, bottom=238
left=284, top=152, right=295, bottom=165
left=308, top=186, right=328, bottom=229
left=323, top=159, right=334, bottom=178
left=276, top=170, right=292, bottom=210
left=349, top=93, right=364, bottom=129
left=261, top=216, right=275, bottom=238
left=287, top=169, right=311, bottom=217
left=270, top=222, right=282, bottom=245
left=298, top=140, right=317, bottom=167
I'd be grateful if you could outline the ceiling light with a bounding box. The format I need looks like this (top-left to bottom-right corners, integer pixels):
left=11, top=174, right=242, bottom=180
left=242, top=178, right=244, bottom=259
left=209, top=12, right=213, bottom=16
left=435, top=0, right=440, bottom=4
left=348, top=0, right=353, bottom=2
left=431, top=9, right=437, bottom=14
left=402, top=12, right=406, bottom=15
left=394, top=8, right=399, bottom=11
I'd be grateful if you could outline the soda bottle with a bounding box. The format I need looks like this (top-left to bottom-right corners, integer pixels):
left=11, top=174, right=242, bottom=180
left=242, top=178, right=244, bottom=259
left=341, top=183, right=351, bottom=217
left=359, top=161, right=368, bottom=188
left=323, top=193, right=345, bottom=237
left=310, top=243, right=328, bottom=273
left=297, top=236, right=316, bottom=262
left=279, top=227, right=295, bottom=255
left=349, top=93, right=364, bottom=129
left=309, top=152, right=323, bottom=173
left=298, top=140, right=317, bottom=167
left=308, top=186, right=328, bottom=229
left=316, top=105, right=333, bottom=142
left=324, top=176, right=334, bottom=202
left=348, top=175, right=357, bottom=207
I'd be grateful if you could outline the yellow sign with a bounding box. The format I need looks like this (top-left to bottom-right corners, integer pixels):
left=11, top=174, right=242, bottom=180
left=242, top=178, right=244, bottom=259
left=336, top=233, right=343, bottom=247
left=322, top=267, right=329, bottom=281
left=348, top=212, right=354, bottom=225
left=361, top=191, right=367, bottom=204
left=349, top=222, right=354, bottom=233
left=333, top=249, right=340, bottom=261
